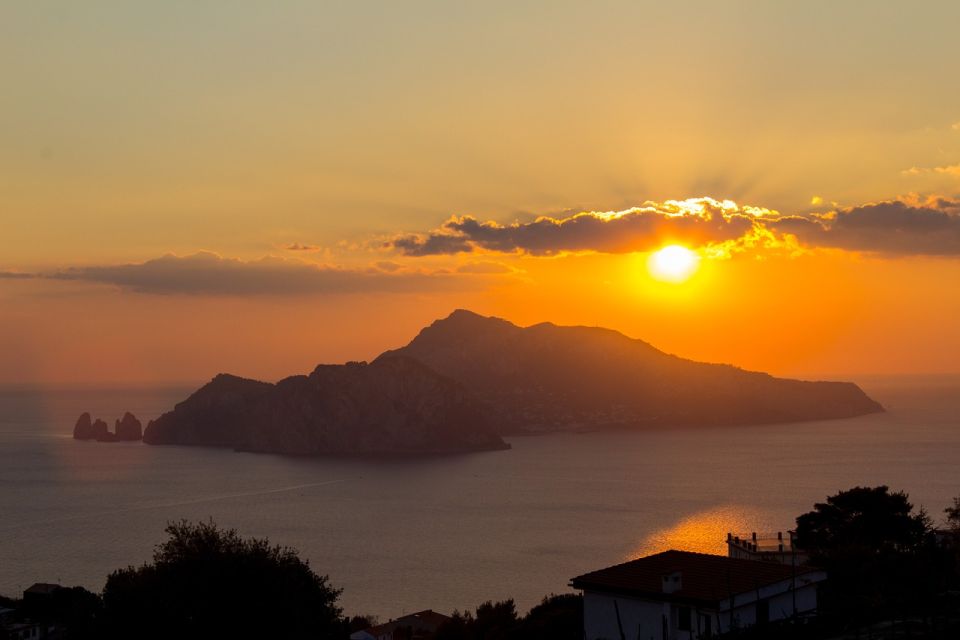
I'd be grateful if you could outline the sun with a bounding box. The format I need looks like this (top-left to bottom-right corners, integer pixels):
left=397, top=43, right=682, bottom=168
left=647, top=245, right=700, bottom=283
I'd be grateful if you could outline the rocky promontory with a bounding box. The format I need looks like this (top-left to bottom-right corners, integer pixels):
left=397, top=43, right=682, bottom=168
left=143, top=356, right=509, bottom=455
left=73, top=412, right=142, bottom=442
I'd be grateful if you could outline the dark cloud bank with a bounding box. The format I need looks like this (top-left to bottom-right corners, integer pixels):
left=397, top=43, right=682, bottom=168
left=390, top=197, right=960, bottom=257
left=770, top=199, right=960, bottom=256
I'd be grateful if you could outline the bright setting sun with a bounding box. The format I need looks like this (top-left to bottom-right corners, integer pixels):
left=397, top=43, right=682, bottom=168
left=647, top=245, right=700, bottom=283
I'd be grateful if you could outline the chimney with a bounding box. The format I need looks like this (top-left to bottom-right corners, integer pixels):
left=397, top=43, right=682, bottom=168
left=662, top=571, right=682, bottom=594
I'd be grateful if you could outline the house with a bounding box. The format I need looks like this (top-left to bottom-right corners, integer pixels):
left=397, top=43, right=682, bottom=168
left=350, top=610, right=451, bottom=640
left=22, top=584, right=61, bottom=603
left=571, top=550, right=827, bottom=640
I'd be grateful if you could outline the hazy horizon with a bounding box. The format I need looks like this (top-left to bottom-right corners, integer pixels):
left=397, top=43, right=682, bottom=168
left=3, top=308, right=960, bottom=389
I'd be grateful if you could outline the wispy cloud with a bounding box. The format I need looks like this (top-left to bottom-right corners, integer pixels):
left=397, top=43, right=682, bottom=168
left=34, top=252, right=466, bottom=296
left=456, top=261, right=515, bottom=274
left=902, top=163, right=960, bottom=177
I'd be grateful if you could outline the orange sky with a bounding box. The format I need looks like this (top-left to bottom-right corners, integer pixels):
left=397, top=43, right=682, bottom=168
left=1, top=3, right=959, bottom=385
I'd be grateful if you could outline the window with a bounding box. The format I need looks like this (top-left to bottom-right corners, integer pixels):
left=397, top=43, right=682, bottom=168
left=678, top=606, right=692, bottom=631
left=699, top=613, right=712, bottom=638
left=756, top=599, right=770, bottom=625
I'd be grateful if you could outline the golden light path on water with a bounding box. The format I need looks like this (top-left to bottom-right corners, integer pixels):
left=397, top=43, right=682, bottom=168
left=628, top=504, right=774, bottom=560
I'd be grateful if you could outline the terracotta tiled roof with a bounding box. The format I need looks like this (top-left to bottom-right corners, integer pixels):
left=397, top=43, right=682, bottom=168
left=402, top=610, right=451, bottom=628
left=571, top=550, right=821, bottom=606
left=24, top=583, right=61, bottom=596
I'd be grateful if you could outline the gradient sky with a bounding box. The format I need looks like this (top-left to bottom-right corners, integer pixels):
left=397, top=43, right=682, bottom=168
left=2, top=1, right=959, bottom=385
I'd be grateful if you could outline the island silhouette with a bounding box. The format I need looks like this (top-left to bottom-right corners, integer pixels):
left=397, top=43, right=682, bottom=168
left=139, top=310, right=882, bottom=455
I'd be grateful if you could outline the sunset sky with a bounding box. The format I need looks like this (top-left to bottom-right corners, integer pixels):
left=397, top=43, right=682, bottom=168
left=2, top=1, right=959, bottom=385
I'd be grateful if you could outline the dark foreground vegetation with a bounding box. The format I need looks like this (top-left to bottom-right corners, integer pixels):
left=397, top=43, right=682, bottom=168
left=732, top=486, right=960, bottom=639
left=2, top=486, right=960, bottom=639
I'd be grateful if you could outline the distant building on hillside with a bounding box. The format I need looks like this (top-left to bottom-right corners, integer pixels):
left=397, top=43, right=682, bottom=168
left=22, top=583, right=61, bottom=602
left=726, top=531, right=809, bottom=565
left=350, top=610, right=451, bottom=640
left=571, top=550, right=826, bottom=640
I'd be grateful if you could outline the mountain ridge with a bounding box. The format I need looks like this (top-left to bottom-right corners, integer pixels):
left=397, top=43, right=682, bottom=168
left=377, top=309, right=883, bottom=432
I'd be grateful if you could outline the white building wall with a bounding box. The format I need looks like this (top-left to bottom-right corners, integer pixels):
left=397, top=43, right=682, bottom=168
left=584, top=570, right=826, bottom=639
left=584, top=592, right=668, bottom=640
left=718, top=571, right=825, bottom=633
left=583, top=592, right=718, bottom=640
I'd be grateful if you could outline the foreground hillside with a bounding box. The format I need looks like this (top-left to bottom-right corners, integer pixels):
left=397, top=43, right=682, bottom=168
left=379, top=310, right=883, bottom=432
left=144, top=356, right=508, bottom=454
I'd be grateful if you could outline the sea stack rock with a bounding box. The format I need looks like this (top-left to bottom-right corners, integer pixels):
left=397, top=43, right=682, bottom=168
left=92, top=419, right=114, bottom=442
left=73, top=413, right=95, bottom=440
left=114, top=412, right=143, bottom=441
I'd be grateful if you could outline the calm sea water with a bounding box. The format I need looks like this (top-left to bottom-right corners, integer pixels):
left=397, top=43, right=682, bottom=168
left=1, top=377, right=958, bottom=618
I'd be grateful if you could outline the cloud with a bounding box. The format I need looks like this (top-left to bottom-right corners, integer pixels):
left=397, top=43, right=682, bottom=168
left=389, top=196, right=960, bottom=258
left=935, top=164, right=960, bottom=177
left=391, top=233, right=474, bottom=257
left=374, top=260, right=403, bottom=272
left=285, top=243, right=321, bottom=251
left=456, top=261, right=514, bottom=274
left=43, top=252, right=462, bottom=295
left=901, top=163, right=960, bottom=177
left=769, top=199, right=960, bottom=256
left=390, top=198, right=764, bottom=257
left=0, top=271, right=37, bottom=279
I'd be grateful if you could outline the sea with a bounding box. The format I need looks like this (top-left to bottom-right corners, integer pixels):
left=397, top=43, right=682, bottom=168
left=0, top=376, right=957, bottom=618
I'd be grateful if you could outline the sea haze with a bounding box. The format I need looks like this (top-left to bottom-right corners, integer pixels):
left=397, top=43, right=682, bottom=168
left=0, top=377, right=957, bottom=617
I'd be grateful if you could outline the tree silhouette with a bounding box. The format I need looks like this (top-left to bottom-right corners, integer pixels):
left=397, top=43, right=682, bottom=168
left=101, top=520, right=343, bottom=639
left=433, top=595, right=582, bottom=640
left=795, top=486, right=939, bottom=626
left=795, top=485, right=928, bottom=555
left=945, top=496, right=960, bottom=533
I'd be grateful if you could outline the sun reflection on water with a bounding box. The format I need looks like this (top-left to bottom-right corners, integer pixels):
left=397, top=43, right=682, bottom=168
left=628, top=504, right=771, bottom=560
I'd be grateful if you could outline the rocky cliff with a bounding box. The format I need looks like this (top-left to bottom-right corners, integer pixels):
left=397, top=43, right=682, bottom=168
left=143, top=356, right=508, bottom=454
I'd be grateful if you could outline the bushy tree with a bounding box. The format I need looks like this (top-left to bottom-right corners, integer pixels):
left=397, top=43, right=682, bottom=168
left=473, top=600, right=517, bottom=640
left=795, top=485, right=929, bottom=555
left=795, top=486, right=941, bottom=626
left=434, top=595, right=581, bottom=640
left=945, top=496, right=960, bottom=533
left=101, top=520, right=343, bottom=639
left=513, top=594, right=582, bottom=640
